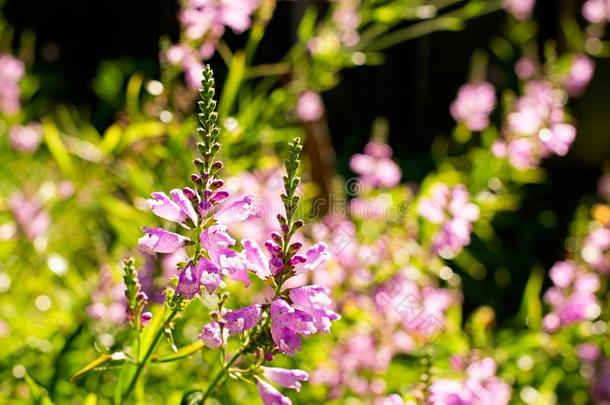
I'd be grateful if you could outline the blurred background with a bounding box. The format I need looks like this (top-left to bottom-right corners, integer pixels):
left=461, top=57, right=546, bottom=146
left=3, top=0, right=609, bottom=322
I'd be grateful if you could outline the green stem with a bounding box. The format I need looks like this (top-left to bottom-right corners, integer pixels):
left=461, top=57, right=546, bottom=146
left=122, top=307, right=180, bottom=401
left=200, top=348, right=245, bottom=403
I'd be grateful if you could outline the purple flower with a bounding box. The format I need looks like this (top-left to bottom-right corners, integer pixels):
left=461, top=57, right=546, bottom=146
left=224, top=304, right=262, bottom=335
left=199, top=321, right=224, bottom=348
left=214, top=194, right=258, bottom=224
left=261, top=367, right=309, bottom=392
left=138, top=227, right=190, bottom=254
left=270, top=298, right=316, bottom=356
left=450, top=82, right=496, bottom=131
left=296, top=91, right=324, bottom=122
left=582, top=228, right=610, bottom=273
left=242, top=239, right=272, bottom=279
left=256, top=377, right=292, bottom=405
left=176, top=260, right=203, bottom=298
left=288, top=285, right=340, bottom=334
left=350, top=141, right=402, bottom=189
left=8, top=123, right=43, bottom=154
left=199, top=225, right=251, bottom=286
left=198, top=257, right=224, bottom=293
left=146, top=189, right=198, bottom=226
left=293, top=243, right=330, bottom=274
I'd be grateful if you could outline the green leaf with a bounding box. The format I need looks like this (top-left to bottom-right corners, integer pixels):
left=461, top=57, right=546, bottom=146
left=70, top=354, right=112, bottom=382
left=219, top=51, right=246, bottom=118
left=152, top=340, right=204, bottom=364
left=42, top=118, right=75, bottom=175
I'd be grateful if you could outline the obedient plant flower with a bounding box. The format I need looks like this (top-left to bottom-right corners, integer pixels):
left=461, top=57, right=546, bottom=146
left=350, top=141, right=402, bottom=189
left=450, top=81, right=496, bottom=131
left=138, top=227, right=190, bottom=255
left=0, top=53, right=25, bottom=115
left=8, top=123, right=43, bottom=154
left=418, top=184, right=480, bottom=258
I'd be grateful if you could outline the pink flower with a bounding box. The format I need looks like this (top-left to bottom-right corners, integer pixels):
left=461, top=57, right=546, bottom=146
left=563, top=55, right=595, bottom=96
left=450, top=82, right=496, bottom=131
left=582, top=228, right=610, bottom=273
left=270, top=298, right=316, bottom=356
left=256, top=377, right=292, bottom=405
left=8, top=123, right=43, bottom=154
left=582, top=0, right=610, bottom=23
left=296, top=91, right=324, bottom=122
left=350, top=141, right=402, bottom=189
left=429, top=357, right=511, bottom=405
left=9, top=192, right=50, bottom=241
left=176, top=260, right=203, bottom=298
left=538, top=123, right=576, bottom=157
left=261, top=367, right=309, bottom=391
left=503, top=0, right=535, bottom=20
left=288, top=285, right=340, bottom=334
left=138, top=227, right=190, bottom=254
left=224, top=304, right=262, bottom=335
left=418, top=184, right=479, bottom=257
left=146, top=189, right=198, bottom=226
left=213, top=194, right=258, bottom=224
left=199, top=321, right=224, bottom=348
left=200, top=225, right=251, bottom=286
left=0, top=54, right=25, bottom=115
left=87, top=266, right=128, bottom=325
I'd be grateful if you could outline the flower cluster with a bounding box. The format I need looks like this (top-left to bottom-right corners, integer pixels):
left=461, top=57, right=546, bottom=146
left=418, top=184, right=480, bottom=258
left=429, top=356, right=511, bottom=405
left=165, top=0, right=259, bottom=88
left=450, top=81, right=497, bottom=132
left=492, top=80, right=576, bottom=169
left=120, top=67, right=339, bottom=404
left=349, top=141, right=402, bottom=189
left=0, top=53, right=24, bottom=115
left=542, top=260, right=601, bottom=332
left=308, top=0, right=361, bottom=57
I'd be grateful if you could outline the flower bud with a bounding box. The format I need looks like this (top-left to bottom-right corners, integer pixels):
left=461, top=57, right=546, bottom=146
left=140, top=311, right=153, bottom=326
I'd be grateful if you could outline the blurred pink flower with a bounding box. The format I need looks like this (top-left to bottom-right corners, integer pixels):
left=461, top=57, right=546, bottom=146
left=582, top=0, right=610, bottom=23
left=0, top=54, right=25, bottom=115
left=418, top=184, right=479, bottom=257
left=9, top=191, right=50, bottom=242
left=350, top=141, right=401, bottom=189
left=563, top=54, right=595, bottom=97
left=8, top=123, right=43, bottom=154
left=450, top=82, right=496, bottom=131
left=503, top=0, right=535, bottom=20
left=87, top=265, right=128, bottom=325
left=296, top=91, right=324, bottom=122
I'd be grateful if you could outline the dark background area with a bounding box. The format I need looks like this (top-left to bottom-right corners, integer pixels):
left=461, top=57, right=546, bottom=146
left=3, top=0, right=609, bottom=322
